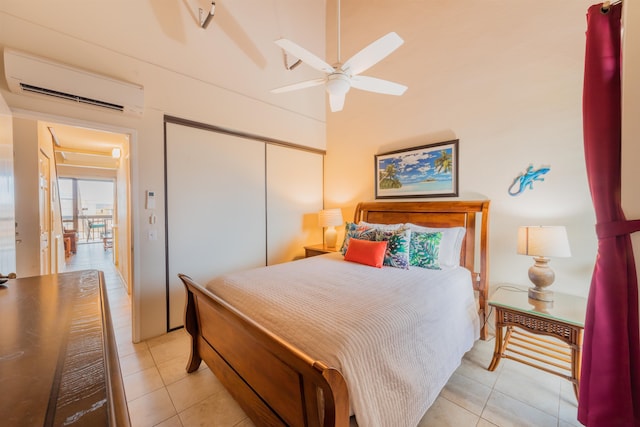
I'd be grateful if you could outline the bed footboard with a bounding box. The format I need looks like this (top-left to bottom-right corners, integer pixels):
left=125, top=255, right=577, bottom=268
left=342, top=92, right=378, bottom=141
left=179, top=274, right=350, bottom=427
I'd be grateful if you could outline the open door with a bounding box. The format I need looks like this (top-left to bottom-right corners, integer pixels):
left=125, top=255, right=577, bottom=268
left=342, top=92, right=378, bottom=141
left=38, top=149, right=51, bottom=274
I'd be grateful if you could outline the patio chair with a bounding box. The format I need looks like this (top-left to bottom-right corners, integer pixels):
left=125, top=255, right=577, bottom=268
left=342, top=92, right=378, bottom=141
left=86, top=219, right=106, bottom=241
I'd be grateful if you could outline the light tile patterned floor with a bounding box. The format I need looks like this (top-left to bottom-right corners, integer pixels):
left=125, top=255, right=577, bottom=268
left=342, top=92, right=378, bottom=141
left=64, top=243, right=581, bottom=427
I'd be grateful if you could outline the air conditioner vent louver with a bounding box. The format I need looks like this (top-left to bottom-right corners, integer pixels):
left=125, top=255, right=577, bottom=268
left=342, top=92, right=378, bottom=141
left=20, top=83, right=125, bottom=112
left=3, top=48, right=144, bottom=116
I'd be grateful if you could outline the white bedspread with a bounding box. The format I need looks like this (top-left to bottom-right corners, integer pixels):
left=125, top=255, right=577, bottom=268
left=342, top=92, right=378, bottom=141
left=205, top=252, right=479, bottom=427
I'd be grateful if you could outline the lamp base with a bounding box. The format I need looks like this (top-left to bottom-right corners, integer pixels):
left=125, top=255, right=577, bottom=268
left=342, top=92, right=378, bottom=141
left=527, top=256, right=555, bottom=302
left=325, top=227, right=338, bottom=249
left=528, top=286, right=554, bottom=302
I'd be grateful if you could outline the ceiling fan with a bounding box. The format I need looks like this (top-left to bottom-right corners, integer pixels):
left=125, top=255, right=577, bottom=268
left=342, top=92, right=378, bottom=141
left=271, top=0, right=407, bottom=112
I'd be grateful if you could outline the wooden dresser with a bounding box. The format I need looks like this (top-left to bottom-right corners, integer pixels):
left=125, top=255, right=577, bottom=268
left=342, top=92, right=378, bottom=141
left=0, top=270, right=130, bottom=426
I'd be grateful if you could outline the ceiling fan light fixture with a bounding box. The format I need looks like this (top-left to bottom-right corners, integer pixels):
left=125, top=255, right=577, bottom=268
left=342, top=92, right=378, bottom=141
left=326, top=74, right=350, bottom=96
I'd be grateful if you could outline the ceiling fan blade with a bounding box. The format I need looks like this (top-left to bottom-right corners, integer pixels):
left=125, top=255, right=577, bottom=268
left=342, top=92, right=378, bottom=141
left=350, top=75, right=407, bottom=96
left=329, top=93, right=346, bottom=112
left=341, top=32, right=404, bottom=76
left=271, top=78, right=326, bottom=94
left=274, top=38, right=335, bottom=74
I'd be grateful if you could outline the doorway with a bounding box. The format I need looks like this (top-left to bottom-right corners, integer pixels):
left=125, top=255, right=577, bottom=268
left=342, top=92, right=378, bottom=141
left=46, top=120, right=132, bottom=295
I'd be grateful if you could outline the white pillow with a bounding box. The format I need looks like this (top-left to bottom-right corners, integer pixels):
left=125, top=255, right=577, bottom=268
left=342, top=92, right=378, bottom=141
left=405, top=223, right=466, bottom=268
left=358, top=221, right=405, bottom=231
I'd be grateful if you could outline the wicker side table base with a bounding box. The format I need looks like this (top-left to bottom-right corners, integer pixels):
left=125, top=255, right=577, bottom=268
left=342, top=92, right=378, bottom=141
left=488, top=305, right=583, bottom=400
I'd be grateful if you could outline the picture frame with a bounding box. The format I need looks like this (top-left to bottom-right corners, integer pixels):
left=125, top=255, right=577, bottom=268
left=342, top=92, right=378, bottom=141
left=374, top=139, right=459, bottom=199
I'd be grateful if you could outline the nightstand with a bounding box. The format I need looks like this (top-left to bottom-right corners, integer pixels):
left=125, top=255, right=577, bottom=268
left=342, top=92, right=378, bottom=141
left=304, top=244, right=339, bottom=258
left=487, top=285, right=586, bottom=400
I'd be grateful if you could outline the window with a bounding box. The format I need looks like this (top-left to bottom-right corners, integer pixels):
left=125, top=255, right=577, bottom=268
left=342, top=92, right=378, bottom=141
left=59, top=178, right=114, bottom=242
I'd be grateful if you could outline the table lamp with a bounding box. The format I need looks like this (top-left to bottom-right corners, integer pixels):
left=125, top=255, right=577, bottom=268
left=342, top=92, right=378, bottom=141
left=517, top=225, right=571, bottom=302
left=318, top=208, right=343, bottom=249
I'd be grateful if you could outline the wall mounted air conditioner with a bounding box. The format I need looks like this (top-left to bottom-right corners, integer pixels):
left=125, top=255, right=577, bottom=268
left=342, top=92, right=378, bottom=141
left=3, top=48, right=144, bottom=116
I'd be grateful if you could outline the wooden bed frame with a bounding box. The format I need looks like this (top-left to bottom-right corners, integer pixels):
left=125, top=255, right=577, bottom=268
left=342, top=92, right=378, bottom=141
left=179, top=200, right=490, bottom=427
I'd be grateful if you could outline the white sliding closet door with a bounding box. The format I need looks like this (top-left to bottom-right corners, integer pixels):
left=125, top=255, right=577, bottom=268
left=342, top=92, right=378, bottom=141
left=266, top=145, right=323, bottom=265
left=166, top=123, right=266, bottom=330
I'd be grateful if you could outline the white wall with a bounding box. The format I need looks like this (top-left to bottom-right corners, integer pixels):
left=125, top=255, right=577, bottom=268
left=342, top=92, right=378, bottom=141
left=0, top=0, right=327, bottom=340
left=622, top=2, right=640, bottom=319
left=12, top=118, right=40, bottom=277
left=325, top=0, right=598, bottom=297
left=0, top=92, right=15, bottom=275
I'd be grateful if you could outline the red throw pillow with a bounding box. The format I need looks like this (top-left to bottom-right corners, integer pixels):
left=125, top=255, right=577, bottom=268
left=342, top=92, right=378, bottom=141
left=344, top=238, right=387, bottom=268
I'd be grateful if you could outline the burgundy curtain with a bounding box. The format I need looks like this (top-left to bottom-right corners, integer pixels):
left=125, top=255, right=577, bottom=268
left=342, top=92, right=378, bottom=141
left=579, top=3, right=640, bottom=426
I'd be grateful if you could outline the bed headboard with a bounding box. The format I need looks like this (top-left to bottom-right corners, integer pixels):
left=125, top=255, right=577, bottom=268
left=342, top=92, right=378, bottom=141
left=354, top=200, right=490, bottom=339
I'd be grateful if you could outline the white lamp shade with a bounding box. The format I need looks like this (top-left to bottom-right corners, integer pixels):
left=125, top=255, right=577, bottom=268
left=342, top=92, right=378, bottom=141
left=318, top=208, right=343, bottom=228
left=517, top=226, right=571, bottom=258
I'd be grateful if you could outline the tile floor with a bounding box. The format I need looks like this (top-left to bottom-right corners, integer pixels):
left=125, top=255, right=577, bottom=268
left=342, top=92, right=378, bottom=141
left=64, top=243, right=582, bottom=427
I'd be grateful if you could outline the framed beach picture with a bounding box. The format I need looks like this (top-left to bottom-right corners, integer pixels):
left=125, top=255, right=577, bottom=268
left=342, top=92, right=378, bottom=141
left=374, top=140, right=459, bottom=199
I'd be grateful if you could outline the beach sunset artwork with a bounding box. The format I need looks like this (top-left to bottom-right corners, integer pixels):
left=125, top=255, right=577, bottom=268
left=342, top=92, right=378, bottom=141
left=375, top=140, right=458, bottom=199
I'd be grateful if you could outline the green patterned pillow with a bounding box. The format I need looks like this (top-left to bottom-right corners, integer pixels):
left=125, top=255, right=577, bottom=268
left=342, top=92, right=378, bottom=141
left=375, top=228, right=411, bottom=269
left=341, top=222, right=378, bottom=255
left=409, top=231, right=442, bottom=269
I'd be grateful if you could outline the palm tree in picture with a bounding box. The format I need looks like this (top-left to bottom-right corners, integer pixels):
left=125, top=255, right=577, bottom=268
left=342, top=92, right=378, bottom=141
left=379, top=163, right=402, bottom=189
left=434, top=150, right=452, bottom=174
